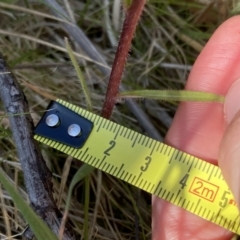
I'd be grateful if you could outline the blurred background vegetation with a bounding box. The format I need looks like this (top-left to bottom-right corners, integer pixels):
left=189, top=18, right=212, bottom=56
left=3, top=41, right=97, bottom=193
left=0, top=0, right=239, bottom=239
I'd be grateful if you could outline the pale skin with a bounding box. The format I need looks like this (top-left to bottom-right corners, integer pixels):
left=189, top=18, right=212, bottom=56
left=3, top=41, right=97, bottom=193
left=152, top=16, right=240, bottom=239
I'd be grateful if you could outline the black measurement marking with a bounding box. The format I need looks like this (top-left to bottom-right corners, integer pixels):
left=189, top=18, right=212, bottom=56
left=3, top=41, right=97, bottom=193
left=88, top=157, right=96, bottom=165
left=215, top=209, right=222, bottom=224
left=181, top=199, right=186, bottom=208
left=218, top=216, right=223, bottom=225
left=148, top=139, right=153, bottom=149
left=108, top=122, right=114, bottom=132
left=223, top=217, right=228, bottom=228
left=153, top=181, right=162, bottom=195
left=185, top=157, right=190, bottom=165
left=112, top=123, right=118, bottom=133
left=185, top=200, right=190, bottom=209
left=108, top=165, right=114, bottom=175
left=85, top=156, right=93, bottom=164
left=132, top=134, right=139, bottom=148
left=207, top=165, right=215, bottom=181
left=123, top=171, right=129, bottom=179
left=227, top=220, right=232, bottom=230
left=75, top=150, right=83, bottom=159
left=145, top=182, right=152, bottom=192
left=96, top=117, right=104, bottom=132
left=194, top=199, right=201, bottom=212
left=150, top=141, right=157, bottom=156
left=235, top=219, right=240, bottom=233
left=114, top=125, right=121, bottom=140
left=157, top=187, right=162, bottom=197
left=165, top=191, right=170, bottom=200
left=131, top=131, right=136, bottom=141
left=188, top=159, right=194, bottom=172
left=176, top=151, right=183, bottom=162
left=123, top=128, right=129, bottom=138
left=194, top=159, right=199, bottom=168
left=168, top=150, right=176, bottom=164
left=137, top=134, right=143, bottom=144
left=60, top=144, right=67, bottom=153
left=217, top=170, right=222, bottom=179
left=198, top=159, right=203, bottom=170
left=71, top=105, right=76, bottom=112
left=206, top=210, right=211, bottom=220
left=231, top=222, right=236, bottom=232
left=177, top=197, right=182, bottom=205
left=150, top=184, right=155, bottom=193
left=119, top=170, right=125, bottom=179
left=91, top=158, right=98, bottom=166
left=189, top=202, right=195, bottom=212
left=201, top=208, right=206, bottom=218
left=142, top=180, right=148, bottom=189
left=138, top=179, right=144, bottom=188
left=134, top=172, right=143, bottom=185
left=202, top=161, right=207, bottom=172
left=213, top=167, right=219, bottom=178
left=119, top=126, right=125, bottom=136
left=83, top=154, right=89, bottom=162
left=64, top=146, right=70, bottom=154
left=80, top=148, right=89, bottom=160
left=130, top=175, right=136, bottom=184
left=210, top=211, right=216, bottom=223
left=156, top=142, right=161, bottom=152
left=94, top=115, right=101, bottom=126
left=127, top=129, right=133, bottom=139
left=174, top=189, right=181, bottom=203
left=141, top=136, right=147, bottom=146
left=161, top=189, right=166, bottom=198
left=144, top=137, right=150, bottom=147
left=126, top=173, right=132, bottom=183
left=89, top=111, right=97, bottom=122
left=182, top=154, right=187, bottom=163
left=96, top=155, right=106, bottom=169
left=112, top=167, right=118, bottom=176
left=102, top=161, right=107, bottom=170
left=206, top=163, right=211, bottom=174
left=163, top=145, right=168, bottom=155
left=179, top=152, right=185, bottom=162
left=198, top=206, right=202, bottom=215
left=102, top=119, right=108, bottom=129
left=105, top=163, right=111, bottom=172
left=116, top=164, right=124, bottom=177
left=105, top=119, right=111, bottom=129
left=166, top=147, right=173, bottom=157
left=169, top=193, right=174, bottom=203
left=85, top=110, right=90, bottom=119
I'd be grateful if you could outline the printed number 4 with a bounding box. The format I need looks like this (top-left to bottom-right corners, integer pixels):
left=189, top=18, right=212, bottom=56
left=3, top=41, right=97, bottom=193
left=179, top=173, right=189, bottom=189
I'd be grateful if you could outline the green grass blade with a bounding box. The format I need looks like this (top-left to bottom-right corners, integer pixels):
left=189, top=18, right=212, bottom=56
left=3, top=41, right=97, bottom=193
left=118, top=90, right=225, bottom=103
left=0, top=168, right=58, bottom=240
left=65, top=38, right=93, bottom=112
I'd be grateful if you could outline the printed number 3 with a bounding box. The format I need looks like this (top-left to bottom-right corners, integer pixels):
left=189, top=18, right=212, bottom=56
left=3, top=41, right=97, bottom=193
left=140, top=156, right=152, bottom=172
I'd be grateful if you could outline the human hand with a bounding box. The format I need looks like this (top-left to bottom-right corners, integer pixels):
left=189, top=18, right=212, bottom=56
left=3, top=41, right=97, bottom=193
left=152, top=16, right=240, bottom=240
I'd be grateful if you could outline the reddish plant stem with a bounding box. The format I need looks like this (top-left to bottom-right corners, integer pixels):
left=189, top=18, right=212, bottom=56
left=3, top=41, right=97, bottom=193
left=101, top=0, right=146, bottom=118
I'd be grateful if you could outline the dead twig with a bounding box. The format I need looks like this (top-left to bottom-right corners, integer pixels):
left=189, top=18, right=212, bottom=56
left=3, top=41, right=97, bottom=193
left=0, top=54, right=76, bottom=240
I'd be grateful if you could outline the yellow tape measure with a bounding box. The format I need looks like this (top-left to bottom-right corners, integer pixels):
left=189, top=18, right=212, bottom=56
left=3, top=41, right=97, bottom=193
left=34, top=99, right=240, bottom=234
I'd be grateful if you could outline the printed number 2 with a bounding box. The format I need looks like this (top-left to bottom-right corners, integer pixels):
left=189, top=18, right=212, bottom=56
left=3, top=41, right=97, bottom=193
left=104, top=140, right=116, bottom=156
left=179, top=173, right=189, bottom=189
left=140, top=156, right=152, bottom=172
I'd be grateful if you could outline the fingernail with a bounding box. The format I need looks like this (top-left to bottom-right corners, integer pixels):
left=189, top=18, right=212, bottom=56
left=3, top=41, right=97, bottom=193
left=224, top=79, right=240, bottom=123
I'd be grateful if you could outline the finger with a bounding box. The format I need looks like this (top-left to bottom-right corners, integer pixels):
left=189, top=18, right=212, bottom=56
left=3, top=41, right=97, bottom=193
left=219, top=80, right=240, bottom=207
left=153, top=16, right=240, bottom=240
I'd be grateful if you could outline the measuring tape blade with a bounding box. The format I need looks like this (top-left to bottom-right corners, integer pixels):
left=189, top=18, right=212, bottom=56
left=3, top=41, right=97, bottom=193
left=34, top=99, right=240, bottom=234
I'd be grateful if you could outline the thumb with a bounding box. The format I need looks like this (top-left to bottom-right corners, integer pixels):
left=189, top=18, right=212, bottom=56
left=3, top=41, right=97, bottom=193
left=219, top=79, right=240, bottom=207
